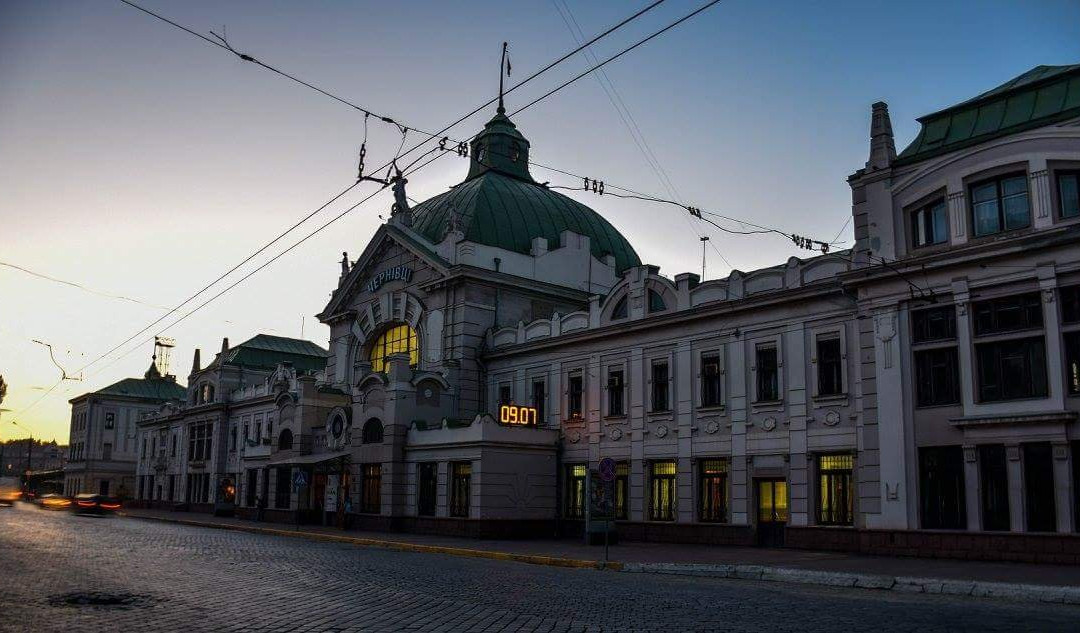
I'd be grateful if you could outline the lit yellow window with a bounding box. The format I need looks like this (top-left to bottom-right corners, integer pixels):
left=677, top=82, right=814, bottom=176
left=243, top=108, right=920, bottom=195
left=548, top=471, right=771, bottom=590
left=369, top=324, right=419, bottom=373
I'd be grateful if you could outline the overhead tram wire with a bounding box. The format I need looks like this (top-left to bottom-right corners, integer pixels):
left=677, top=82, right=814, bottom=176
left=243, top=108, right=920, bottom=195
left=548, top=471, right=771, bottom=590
left=80, top=149, right=454, bottom=381
left=68, top=0, right=724, bottom=399
left=117, top=0, right=669, bottom=164
left=550, top=0, right=733, bottom=272
left=75, top=2, right=668, bottom=379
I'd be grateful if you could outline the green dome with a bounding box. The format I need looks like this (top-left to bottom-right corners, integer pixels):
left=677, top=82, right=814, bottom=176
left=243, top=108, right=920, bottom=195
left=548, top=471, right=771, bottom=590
left=410, top=113, right=641, bottom=273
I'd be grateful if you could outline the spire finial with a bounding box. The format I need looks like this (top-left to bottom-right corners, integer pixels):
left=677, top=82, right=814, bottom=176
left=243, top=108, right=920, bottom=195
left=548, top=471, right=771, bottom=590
left=498, top=42, right=510, bottom=114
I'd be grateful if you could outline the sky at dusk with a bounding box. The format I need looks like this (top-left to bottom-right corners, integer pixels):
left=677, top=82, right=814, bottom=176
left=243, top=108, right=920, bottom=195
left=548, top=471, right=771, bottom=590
left=1, top=0, right=1078, bottom=442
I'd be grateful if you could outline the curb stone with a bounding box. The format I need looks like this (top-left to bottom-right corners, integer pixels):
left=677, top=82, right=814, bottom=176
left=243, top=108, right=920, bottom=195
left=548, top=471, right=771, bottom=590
left=621, top=563, right=1080, bottom=605
left=123, top=513, right=621, bottom=571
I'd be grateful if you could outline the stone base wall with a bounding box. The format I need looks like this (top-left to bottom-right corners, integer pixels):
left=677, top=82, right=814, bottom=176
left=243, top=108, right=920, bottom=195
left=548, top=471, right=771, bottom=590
left=560, top=521, right=756, bottom=546
left=786, top=526, right=1080, bottom=564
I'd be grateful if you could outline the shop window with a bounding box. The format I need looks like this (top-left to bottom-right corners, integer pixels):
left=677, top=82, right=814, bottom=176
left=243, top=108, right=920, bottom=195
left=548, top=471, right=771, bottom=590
left=565, top=464, right=586, bottom=519
left=568, top=373, right=584, bottom=419
left=1065, top=332, right=1080, bottom=395
left=369, top=324, right=419, bottom=373
left=614, top=462, right=629, bottom=520
left=1073, top=442, right=1080, bottom=533
left=531, top=380, right=546, bottom=424
left=919, top=446, right=966, bottom=530
left=417, top=463, right=437, bottom=517
left=913, top=306, right=956, bottom=343
left=755, top=344, right=779, bottom=402
left=816, top=336, right=843, bottom=396
left=651, top=360, right=670, bottom=412
left=911, top=198, right=948, bottom=248
left=970, top=173, right=1030, bottom=237
left=1058, top=171, right=1079, bottom=219
left=975, top=336, right=1048, bottom=402
left=758, top=480, right=789, bottom=523
left=649, top=461, right=677, bottom=521
left=817, top=454, right=853, bottom=526
left=274, top=467, right=290, bottom=509
left=361, top=464, right=381, bottom=514
left=607, top=368, right=625, bottom=416
left=979, top=445, right=1010, bottom=531
left=449, top=462, right=471, bottom=518
left=1023, top=443, right=1056, bottom=532
left=245, top=470, right=257, bottom=507
left=698, top=459, right=728, bottom=523
left=700, top=353, right=722, bottom=407
left=914, top=348, right=960, bottom=406
left=973, top=293, right=1042, bottom=336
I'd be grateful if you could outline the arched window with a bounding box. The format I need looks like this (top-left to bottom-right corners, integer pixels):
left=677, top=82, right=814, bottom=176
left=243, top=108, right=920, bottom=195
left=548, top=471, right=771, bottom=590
left=369, top=324, right=419, bottom=373
left=277, top=428, right=293, bottom=451
left=611, top=295, right=628, bottom=320
left=647, top=289, right=667, bottom=313
left=362, top=418, right=384, bottom=444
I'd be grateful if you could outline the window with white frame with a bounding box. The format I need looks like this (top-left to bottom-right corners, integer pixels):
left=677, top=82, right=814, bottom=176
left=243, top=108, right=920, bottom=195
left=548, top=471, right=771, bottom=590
left=755, top=342, right=780, bottom=402
left=606, top=366, right=625, bottom=417
left=911, top=198, right=948, bottom=248
left=700, top=351, right=723, bottom=408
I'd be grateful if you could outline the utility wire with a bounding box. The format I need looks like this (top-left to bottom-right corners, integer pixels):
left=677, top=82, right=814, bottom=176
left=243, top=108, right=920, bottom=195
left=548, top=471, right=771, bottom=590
left=0, top=260, right=170, bottom=310
left=551, top=0, right=732, bottom=272
left=77, top=0, right=682, bottom=377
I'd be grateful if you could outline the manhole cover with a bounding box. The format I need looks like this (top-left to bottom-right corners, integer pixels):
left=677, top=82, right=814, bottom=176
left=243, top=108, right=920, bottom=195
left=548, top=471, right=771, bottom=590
left=48, top=592, right=158, bottom=610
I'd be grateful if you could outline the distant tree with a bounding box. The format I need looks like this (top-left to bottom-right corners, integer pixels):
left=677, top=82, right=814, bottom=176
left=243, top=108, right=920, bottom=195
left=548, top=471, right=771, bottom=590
left=0, top=374, right=6, bottom=407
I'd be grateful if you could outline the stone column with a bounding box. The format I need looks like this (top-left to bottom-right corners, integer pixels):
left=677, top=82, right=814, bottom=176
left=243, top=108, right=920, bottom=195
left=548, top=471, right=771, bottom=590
left=947, top=190, right=968, bottom=246
left=729, top=337, right=749, bottom=524
left=786, top=324, right=809, bottom=527
left=1006, top=444, right=1024, bottom=532
left=963, top=444, right=981, bottom=531
left=676, top=339, right=694, bottom=523
left=629, top=347, right=645, bottom=521
left=1030, top=162, right=1053, bottom=230
left=1053, top=442, right=1074, bottom=533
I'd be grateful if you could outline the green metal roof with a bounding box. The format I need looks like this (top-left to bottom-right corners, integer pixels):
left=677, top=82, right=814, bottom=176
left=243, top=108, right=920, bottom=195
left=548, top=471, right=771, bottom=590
left=93, top=377, right=187, bottom=401
left=896, top=64, right=1080, bottom=166
left=409, top=111, right=641, bottom=273
left=212, top=334, right=328, bottom=373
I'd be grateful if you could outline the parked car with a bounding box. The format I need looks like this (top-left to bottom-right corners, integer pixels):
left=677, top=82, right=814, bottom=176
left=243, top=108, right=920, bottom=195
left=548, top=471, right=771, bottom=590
left=72, top=494, right=121, bottom=515
left=37, top=493, right=73, bottom=510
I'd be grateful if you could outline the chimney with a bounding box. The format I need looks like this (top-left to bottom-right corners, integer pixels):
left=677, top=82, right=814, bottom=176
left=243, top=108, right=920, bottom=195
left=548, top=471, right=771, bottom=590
left=867, top=101, right=896, bottom=170
left=221, top=338, right=229, bottom=355
left=191, top=348, right=201, bottom=375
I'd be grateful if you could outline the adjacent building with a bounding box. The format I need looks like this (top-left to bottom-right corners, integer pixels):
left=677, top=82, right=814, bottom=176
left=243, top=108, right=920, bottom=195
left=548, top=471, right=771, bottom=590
left=133, top=334, right=332, bottom=514
left=65, top=361, right=186, bottom=498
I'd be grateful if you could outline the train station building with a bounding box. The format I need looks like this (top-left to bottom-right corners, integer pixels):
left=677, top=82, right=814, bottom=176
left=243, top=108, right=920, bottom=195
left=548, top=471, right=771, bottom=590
left=129, top=64, right=1080, bottom=560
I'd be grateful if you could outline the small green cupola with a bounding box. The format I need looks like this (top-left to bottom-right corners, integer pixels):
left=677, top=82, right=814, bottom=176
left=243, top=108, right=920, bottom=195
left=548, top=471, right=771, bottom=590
left=466, top=109, right=533, bottom=182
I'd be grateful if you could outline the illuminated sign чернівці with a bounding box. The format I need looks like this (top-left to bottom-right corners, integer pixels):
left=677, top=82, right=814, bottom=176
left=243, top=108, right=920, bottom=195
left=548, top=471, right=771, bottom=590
left=367, top=266, right=412, bottom=293
left=499, top=404, right=538, bottom=425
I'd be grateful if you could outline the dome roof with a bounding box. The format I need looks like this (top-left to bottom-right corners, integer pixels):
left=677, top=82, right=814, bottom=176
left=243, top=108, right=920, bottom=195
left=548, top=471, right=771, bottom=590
left=409, top=113, right=641, bottom=273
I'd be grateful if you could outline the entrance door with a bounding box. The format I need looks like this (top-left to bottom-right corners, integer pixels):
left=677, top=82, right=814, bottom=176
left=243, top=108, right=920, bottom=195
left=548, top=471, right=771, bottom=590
left=99, top=480, right=110, bottom=496
left=756, top=479, right=788, bottom=547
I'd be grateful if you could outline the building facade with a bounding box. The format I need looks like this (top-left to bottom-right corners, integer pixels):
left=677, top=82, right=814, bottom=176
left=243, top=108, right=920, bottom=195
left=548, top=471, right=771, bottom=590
left=133, top=335, right=331, bottom=514
left=65, top=362, right=186, bottom=498
left=108, top=64, right=1080, bottom=560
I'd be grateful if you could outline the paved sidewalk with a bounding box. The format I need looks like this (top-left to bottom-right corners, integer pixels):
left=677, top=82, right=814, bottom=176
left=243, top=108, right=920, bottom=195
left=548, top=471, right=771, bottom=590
left=123, top=508, right=1080, bottom=603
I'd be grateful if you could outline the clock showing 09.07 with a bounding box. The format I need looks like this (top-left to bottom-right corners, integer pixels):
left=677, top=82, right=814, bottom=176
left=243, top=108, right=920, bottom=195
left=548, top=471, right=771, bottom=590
left=499, top=404, right=538, bottom=425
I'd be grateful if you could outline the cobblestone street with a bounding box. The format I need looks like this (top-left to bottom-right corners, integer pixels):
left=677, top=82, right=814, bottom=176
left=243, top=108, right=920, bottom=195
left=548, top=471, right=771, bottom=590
left=1, top=504, right=1078, bottom=633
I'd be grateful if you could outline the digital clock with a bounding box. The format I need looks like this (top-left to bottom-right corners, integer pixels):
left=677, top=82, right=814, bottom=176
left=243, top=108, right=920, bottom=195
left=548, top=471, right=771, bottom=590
left=499, top=404, right=538, bottom=425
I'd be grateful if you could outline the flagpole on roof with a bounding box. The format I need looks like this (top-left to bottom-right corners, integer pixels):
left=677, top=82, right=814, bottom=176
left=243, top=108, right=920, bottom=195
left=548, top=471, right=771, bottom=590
left=498, top=41, right=510, bottom=114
